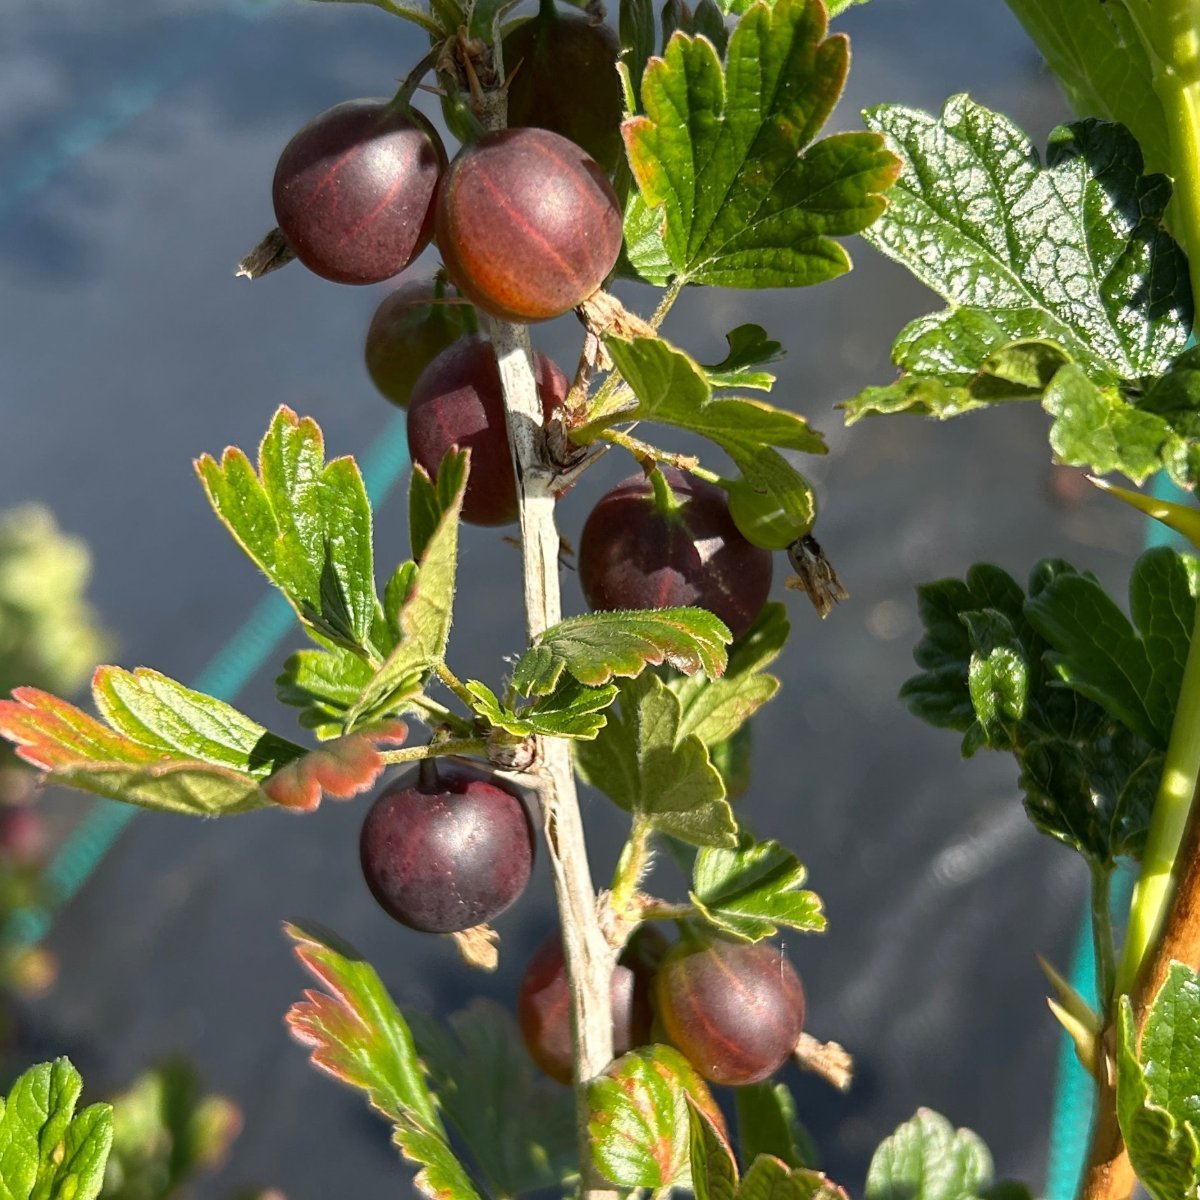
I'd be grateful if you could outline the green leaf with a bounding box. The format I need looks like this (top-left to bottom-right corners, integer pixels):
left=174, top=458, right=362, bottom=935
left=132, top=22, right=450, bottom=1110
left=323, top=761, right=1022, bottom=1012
left=284, top=924, right=482, bottom=1200
left=196, top=407, right=383, bottom=654
left=735, top=1083, right=817, bottom=1171
left=709, top=720, right=754, bottom=800
left=409, top=450, right=469, bottom=565
left=464, top=677, right=619, bottom=741
left=1002, top=0, right=1168, bottom=179
left=1116, top=967, right=1200, bottom=1200
left=276, top=641, right=378, bottom=738
left=670, top=603, right=788, bottom=745
left=740, top=1155, right=849, bottom=1200
left=623, top=0, right=899, bottom=288
left=619, top=0, right=655, bottom=108
left=104, top=1059, right=241, bottom=1200
left=702, top=326, right=784, bottom=392
left=575, top=673, right=737, bottom=847
left=588, top=1045, right=721, bottom=1190
left=687, top=1097, right=738, bottom=1200
left=848, top=99, right=1195, bottom=488
left=0, top=1058, right=113, bottom=1200
left=691, top=831, right=825, bottom=940
left=342, top=457, right=468, bottom=728
left=865, top=1110, right=1031, bottom=1200
left=405, top=1000, right=577, bottom=1197
left=513, top=607, right=731, bottom=697
left=902, top=560, right=1161, bottom=863
left=303, top=0, right=446, bottom=37
left=583, top=336, right=823, bottom=543
left=1024, top=547, right=1198, bottom=748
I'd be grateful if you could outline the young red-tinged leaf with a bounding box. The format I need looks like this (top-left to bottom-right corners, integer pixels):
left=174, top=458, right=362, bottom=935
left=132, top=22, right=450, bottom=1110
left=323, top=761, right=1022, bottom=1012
left=575, top=673, right=737, bottom=847
left=196, top=407, right=383, bottom=654
left=283, top=923, right=483, bottom=1200
left=687, top=1095, right=738, bottom=1200
left=622, top=0, right=899, bottom=288
left=513, top=609, right=731, bottom=697
left=0, top=678, right=302, bottom=816
left=260, top=733, right=392, bottom=811
left=588, top=1044, right=725, bottom=1190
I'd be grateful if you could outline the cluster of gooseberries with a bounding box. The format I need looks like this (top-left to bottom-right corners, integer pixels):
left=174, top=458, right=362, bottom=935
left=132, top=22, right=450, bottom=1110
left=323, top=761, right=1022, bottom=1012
left=265, top=0, right=804, bottom=1095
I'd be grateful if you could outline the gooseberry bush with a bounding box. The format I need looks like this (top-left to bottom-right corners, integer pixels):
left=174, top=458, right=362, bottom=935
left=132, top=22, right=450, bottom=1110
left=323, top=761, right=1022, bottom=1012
left=3, top=0, right=1200, bottom=1198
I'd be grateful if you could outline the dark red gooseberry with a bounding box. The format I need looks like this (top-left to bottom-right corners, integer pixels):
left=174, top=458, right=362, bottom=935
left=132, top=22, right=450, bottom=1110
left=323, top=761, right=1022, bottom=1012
left=504, top=10, right=624, bottom=174
left=273, top=99, right=446, bottom=285
left=364, top=277, right=476, bottom=408
left=435, top=128, right=622, bottom=322
left=359, top=761, right=535, bottom=934
left=577, top=469, right=774, bottom=640
left=655, top=937, right=806, bottom=1087
left=517, top=927, right=665, bottom=1084
left=407, top=334, right=568, bottom=525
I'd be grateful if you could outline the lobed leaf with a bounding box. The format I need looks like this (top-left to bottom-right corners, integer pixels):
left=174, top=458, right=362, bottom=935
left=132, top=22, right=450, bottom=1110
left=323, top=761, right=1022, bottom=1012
left=1116, top=965, right=1200, bottom=1200
left=865, top=1110, right=1031, bottom=1200
left=513, top=608, right=730, bottom=697
left=691, top=832, right=825, bottom=941
left=623, top=0, right=899, bottom=288
left=588, top=1045, right=723, bottom=1191
left=575, top=673, right=737, bottom=847
left=702, top=324, right=785, bottom=392
left=196, top=407, right=383, bottom=654
left=464, top=678, right=619, bottom=741
left=0, top=1058, right=113, bottom=1200
left=284, top=924, right=482, bottom=1200
left=405, top=1001, right=577, bottom=1196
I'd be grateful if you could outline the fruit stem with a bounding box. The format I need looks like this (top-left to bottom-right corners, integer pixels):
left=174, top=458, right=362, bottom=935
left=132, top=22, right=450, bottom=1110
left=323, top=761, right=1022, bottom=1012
left=467, top=62, right=617, bottom=1196
left=393, top=45, right=442, bottom=109
left=647, top=466, right=680, bottom=515
left=378, top=737, right=488, bottom=765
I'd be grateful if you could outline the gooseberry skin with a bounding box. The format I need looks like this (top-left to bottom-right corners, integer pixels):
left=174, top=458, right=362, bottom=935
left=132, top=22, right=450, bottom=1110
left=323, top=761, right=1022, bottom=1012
left=655, top=938, right=806, bottom=1087
left=435, top=128, right=622, bottom=322
left=359, top=762, right=535, bottom=934
left=517, top=929, right=664, bottom=1084
left=577, top=469, right=774, bottom=640
left=503, top=12, right=624, bottom=173
left=273, top=99, right=446, bottom=285
left=407, top=335, right=568, bottom=525
left=364, top=278, right=474, bottom=408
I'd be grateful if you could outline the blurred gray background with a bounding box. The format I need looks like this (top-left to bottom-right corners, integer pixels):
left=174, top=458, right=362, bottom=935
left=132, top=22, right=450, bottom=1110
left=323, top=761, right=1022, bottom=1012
left=0, top=0, right=1145, bottom=1195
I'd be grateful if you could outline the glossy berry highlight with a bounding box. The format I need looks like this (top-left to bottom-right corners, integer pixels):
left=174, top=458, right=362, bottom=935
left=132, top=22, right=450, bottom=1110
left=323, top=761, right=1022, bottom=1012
left=273, top=99, right=445, bottom=285
left=407, top=334, right=568, bottom=525
left=435, top=128, right=622, bottom=322
left=517, top=928, right=664, bottom=1084
left=655, top=937, right=806, bottom=1086
left=578, top=469, right=774, bottom=640
left=359, top=761, right=535, bottom=934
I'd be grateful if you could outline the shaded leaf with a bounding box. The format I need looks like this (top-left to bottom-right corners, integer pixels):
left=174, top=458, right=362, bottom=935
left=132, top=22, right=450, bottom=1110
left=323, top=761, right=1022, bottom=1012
left=196, top=407, right=382, bottom=653
left=702, top=325, right=785, bottom=392
left=735, top=1082, right=817, bottom=1171
left=283, top=924, right=482, bottom=1200
left=465, top=678, right=618, bottom=741
left=865, top=1110, right=1031, bottom=1200
left=691, top=831, right=825, bottom=940
left=688, top=1096, right=738, bottom=1200
left=405, top=1000, right=577, bottom=1196
left=588, top=1045, right=722, bottom=1190
left=0, top=1058, right=113, bottom=1200
left=513, top=608, right=730, bottom=697
left=575, top=673, right=736, bottom=847
left=623, top=0, right=899, bottom=288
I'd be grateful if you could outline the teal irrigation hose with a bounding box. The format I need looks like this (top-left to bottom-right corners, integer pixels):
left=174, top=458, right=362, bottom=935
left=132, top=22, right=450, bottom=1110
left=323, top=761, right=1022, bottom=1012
left=1044, top=473, right=1189, bottom=1199
left=8, top=407, right=412, bottom=947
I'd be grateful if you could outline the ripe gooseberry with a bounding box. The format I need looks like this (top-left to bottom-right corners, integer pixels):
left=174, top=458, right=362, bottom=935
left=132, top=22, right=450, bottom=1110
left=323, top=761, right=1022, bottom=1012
left=504, top=7, right=624, bottom=173
left=406, top=334, right=568, bottom=525
left=517, top=927, right=665, bottom=1084
left=578, top=468, right=774, bottom=640
left=655, top=936, right=806, bottom=1086
left=364, top=276, right=476, bottom=408
left=359, top=760, right=535, bottom=934
left=435, top=128, right=622, bottom=322
left=273, top=99, right=445, bottom=285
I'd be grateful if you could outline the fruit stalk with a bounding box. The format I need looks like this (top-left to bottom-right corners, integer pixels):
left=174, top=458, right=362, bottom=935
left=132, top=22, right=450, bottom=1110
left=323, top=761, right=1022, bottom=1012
left=471, top=49, right=616, bottom=1196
